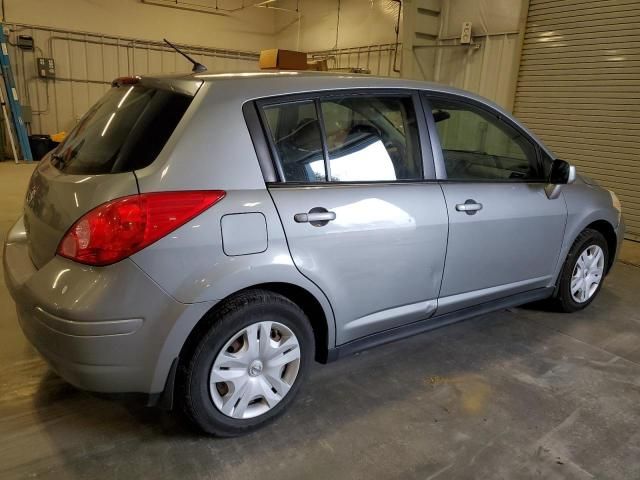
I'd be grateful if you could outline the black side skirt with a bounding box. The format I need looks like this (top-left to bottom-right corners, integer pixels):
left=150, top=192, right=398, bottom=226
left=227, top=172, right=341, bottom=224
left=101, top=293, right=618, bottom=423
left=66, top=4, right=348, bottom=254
left=326, top=287, right=554, bottom=362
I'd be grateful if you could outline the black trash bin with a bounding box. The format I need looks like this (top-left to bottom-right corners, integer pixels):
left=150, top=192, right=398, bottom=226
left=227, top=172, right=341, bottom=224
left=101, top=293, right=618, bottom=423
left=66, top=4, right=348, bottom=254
left=28, top=135, right=58, bottom=161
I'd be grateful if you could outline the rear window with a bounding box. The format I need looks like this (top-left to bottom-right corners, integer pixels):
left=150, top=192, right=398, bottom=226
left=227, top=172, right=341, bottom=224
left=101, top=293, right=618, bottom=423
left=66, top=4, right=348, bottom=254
left=52, top=84, right=194, bottom=174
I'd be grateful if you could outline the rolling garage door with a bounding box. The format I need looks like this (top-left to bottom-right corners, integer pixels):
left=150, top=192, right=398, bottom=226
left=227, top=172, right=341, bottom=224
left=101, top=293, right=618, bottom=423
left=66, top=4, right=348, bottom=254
left=514, top=0, right=640, bottom=239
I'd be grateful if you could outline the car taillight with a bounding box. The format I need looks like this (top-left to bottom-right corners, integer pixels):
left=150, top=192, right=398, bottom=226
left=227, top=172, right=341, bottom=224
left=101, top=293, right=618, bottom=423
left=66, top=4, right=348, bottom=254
left=57, top=190, right=225, bottom=266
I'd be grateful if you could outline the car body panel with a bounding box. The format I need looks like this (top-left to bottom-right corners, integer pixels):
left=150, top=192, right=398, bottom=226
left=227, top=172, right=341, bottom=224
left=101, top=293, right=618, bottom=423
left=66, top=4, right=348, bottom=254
left=23, top=159, right=139, bottom=268
left=3, top=215, right=214, bottom=393
left=552, top=179, right=623, bottom=279
left=128, top=188, right=337, bottom=347
left=268, top=183, right=448, bottom=344
left=436, top=182, right=567, bottom=314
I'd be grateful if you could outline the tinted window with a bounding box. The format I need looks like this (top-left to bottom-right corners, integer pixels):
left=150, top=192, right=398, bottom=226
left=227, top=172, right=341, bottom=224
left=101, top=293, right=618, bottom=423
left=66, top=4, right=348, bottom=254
left=52, top=85, right=193, bottom=174
left=540, top=150, right=554, bottom=179
left=320, top=96, right=422, bottom=181
left=263, top=101, right=326, bottom=182
left=431, top=99, right=540, bottom=181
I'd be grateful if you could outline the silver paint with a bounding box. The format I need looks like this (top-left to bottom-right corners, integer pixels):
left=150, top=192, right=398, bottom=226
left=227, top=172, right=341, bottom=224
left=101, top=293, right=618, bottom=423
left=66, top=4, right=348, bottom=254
left=3, top=72, right=625, bottom=398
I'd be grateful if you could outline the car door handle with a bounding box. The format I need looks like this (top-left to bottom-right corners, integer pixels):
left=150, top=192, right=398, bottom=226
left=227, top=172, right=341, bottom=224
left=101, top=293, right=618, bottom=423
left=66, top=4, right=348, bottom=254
left=294, top=208, right=336, bottom=226
left=455, top=200, right=483, bottom=215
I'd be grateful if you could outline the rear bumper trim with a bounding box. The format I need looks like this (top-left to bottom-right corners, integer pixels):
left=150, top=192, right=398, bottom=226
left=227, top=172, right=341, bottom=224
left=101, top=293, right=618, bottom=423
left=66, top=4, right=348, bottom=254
left=34, top=306, right=143, bottom=337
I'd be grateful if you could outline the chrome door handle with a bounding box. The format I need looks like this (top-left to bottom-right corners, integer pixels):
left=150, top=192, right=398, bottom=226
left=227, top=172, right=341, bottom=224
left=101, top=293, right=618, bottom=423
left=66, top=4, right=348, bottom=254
left=294, top=208, right=336, bottom=226
left=455, top=199, right=483, bottom=215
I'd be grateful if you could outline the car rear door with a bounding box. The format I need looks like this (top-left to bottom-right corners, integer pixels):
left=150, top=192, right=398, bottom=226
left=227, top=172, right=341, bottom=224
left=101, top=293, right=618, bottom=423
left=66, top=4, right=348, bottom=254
left=256, top=91, right=448, bottom=345
left=425, top=94, right=567, bottom=314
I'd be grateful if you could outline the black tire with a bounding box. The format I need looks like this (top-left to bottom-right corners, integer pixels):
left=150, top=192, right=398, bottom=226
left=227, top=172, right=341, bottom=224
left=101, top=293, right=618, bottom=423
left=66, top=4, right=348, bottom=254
left=553, top=228, right=608, bottom=313
left=179, top=289, right=314, bottom=436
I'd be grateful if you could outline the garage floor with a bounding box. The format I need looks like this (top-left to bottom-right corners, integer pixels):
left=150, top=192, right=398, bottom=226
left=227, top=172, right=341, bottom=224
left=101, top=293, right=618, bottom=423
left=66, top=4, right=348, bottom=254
left=2, top=162, right=640, bottom=480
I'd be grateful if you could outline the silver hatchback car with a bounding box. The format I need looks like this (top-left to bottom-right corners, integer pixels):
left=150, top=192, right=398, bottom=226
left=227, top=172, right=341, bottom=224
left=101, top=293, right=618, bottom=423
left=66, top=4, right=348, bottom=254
left=4, top=72, right=624, bottom=436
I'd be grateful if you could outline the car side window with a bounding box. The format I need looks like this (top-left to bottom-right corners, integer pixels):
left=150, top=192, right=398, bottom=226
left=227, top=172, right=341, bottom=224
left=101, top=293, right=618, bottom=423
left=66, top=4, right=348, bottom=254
left=431, top=99, right=541, bottom=181
left=261, top=94, right=422, bottom=183
left=320, top=96, right=422, bottom=182
left=262, top=101, right=326, bottom=182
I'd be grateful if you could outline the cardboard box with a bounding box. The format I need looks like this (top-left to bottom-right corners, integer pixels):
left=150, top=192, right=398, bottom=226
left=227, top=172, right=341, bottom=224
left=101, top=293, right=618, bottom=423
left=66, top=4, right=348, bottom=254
left=307, top=59, right=328, bottom=71
left=259, top=49, right=308, bottom=70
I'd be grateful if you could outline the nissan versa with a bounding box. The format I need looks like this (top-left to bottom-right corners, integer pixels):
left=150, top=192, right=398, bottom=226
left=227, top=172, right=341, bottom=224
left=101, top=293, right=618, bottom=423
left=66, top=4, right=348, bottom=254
left=3, top=72, right=624, bottom=436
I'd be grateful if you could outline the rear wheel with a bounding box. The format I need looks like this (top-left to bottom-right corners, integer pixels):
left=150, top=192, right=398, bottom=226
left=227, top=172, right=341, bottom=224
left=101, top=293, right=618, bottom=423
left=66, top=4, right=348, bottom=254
left=180, top=290, right=314, bottom=436
left=554, top=229, right=608, bottom=312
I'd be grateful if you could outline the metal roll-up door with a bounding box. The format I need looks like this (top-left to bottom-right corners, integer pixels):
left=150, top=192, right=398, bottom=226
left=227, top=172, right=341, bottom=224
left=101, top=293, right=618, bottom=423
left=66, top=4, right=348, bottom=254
left=514, top=0, right=640, bottom=239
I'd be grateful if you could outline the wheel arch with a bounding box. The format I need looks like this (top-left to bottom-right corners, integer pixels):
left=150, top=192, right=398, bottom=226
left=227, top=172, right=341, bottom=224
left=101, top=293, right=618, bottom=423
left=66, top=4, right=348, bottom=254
left=178, top=282, right=333, bottom=367
left=584, top=219, right=618, bottom=274
left=551, top=216, right=619, bottom=299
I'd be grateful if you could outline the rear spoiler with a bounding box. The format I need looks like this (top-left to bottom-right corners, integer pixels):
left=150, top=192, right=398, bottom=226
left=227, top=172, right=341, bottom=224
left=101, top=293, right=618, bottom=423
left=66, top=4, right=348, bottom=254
left=111, top=76, right=141, bottom=87
left=110, top=75, right=203, bottom=97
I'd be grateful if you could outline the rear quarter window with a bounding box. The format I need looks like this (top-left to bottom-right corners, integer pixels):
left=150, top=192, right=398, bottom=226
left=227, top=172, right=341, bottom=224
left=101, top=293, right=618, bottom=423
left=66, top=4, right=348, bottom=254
left=52, top=84, right=194, bottom=174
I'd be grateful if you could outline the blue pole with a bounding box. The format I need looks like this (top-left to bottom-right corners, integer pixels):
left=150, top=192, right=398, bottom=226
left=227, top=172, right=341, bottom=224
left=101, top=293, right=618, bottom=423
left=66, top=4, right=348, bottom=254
left=0, top=23, right=32, bottom=161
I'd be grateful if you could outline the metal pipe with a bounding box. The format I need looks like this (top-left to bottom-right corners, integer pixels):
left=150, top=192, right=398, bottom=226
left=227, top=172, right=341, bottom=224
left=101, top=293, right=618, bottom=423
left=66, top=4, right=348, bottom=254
left=52, top=77, right=111, bottom=85
left=392, top=0, right=402, bottom=73
left=47, top=36, right=259, bottom=66
left=141, top=0, right=300, bottom=15
left=437, top=30, right=519, bottom=40
left=310, top=43, right=398, bottom=56
left=140, top=0, right=230, bottom=16
left=9, top=22, right=259, bottom=61
left=413, top=42, right=481, bottom=49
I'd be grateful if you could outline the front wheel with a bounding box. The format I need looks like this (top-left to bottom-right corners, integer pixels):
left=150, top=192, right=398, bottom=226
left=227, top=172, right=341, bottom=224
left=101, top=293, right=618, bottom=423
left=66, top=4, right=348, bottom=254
left=554, top=228, right=608, bottom=312
left=179, top=290, right=314, bottom=436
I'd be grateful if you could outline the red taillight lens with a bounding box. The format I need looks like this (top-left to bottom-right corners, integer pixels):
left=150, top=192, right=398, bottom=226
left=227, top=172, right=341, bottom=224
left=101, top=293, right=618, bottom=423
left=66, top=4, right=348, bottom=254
left=57, top=190, right=225, bottom=266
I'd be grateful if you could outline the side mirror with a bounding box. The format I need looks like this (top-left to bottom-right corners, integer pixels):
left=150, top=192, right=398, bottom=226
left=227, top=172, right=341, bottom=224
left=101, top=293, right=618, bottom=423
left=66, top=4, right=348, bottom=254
left=545, top=159, right=576, bottom=199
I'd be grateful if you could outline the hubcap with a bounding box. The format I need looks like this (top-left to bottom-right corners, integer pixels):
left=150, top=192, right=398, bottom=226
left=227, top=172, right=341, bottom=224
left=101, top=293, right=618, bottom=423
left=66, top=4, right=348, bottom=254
left=248, top=360, right=263, bottom=377
left=209, top=321, right=301, bottom=419
left=571, top=245, right=604, bottom=303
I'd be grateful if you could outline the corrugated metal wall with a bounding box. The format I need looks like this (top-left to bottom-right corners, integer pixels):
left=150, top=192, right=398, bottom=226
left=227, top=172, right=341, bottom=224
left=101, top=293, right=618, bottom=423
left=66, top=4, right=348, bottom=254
left=514, top=0, right=640, bottom=239
left=433, top=33, right=522, bottom=111
left=5, top=23, right=260, bottom=136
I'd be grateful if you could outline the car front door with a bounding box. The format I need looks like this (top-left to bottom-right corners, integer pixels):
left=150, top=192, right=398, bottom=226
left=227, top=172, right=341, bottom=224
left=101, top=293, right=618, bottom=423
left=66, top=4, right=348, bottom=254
left=426, top=94, right=567, bottom=314
left=259, top=91, right=448, bottom=345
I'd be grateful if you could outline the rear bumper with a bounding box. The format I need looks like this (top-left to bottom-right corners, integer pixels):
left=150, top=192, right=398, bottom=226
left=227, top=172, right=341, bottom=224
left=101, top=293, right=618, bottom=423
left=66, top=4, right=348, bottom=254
left=3, top=216, right=213, bottom=395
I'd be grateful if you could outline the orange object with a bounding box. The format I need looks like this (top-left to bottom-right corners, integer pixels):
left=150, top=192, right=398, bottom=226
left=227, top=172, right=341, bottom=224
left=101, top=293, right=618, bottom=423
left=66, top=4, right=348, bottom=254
left=50, top=131, right=66, bottom=143
left=259, top=49, right=308, bottom=70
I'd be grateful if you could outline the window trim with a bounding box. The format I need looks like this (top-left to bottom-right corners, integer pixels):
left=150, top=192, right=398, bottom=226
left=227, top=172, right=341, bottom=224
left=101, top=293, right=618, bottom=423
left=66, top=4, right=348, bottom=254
left=423, top=92, right=548, bottom=184
left=242, top=101, right=279, bottom=182
left=252, top=89, right=436, bottom=185
left=314, top=98, right=332, bottom=182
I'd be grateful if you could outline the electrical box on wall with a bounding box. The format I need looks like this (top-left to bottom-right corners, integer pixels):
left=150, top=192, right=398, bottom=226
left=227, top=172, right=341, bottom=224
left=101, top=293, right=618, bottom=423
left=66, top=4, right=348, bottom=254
left=17, top=35, right=34, bottom=50
left=460, top=21, right=472, bottom=44
left=37, top=58, right=55, bottom=78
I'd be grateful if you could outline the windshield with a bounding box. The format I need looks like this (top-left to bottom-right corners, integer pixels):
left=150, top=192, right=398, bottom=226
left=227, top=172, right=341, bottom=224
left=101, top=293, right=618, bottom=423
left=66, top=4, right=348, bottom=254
left=52, top=84, right=194, bottom=174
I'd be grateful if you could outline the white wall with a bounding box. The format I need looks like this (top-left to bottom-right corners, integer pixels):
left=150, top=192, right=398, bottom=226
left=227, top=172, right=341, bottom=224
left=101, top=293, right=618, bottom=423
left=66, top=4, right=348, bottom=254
left=274, top=0, right=400, bottom=52
left=4, top=0, right=276, bottom=51
left=2, top=0, right=528, bottom=141
left=2, top=0, right=279, bottom=137
left=439, top=0, right=524, bottom=38
left=433, top=0, right=527, bottom=110
left=272, top=0, right=402, bottom=76
left=402, top=0, right=528, bottom=111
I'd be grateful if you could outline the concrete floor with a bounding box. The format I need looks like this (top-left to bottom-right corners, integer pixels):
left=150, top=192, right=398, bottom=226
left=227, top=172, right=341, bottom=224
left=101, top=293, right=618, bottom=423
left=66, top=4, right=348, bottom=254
left=1, top=161, right=640, bottom=480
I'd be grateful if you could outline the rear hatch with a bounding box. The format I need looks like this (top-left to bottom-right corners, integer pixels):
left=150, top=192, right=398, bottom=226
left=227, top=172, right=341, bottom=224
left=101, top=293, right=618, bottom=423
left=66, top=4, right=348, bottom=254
left=24, top=76, right=201, bottom=268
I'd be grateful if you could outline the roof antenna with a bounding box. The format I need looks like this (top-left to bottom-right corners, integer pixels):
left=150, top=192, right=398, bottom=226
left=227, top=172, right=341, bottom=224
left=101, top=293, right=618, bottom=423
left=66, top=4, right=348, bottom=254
left=163, top=38, right=207, bottom=73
